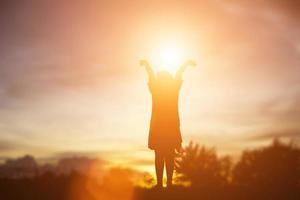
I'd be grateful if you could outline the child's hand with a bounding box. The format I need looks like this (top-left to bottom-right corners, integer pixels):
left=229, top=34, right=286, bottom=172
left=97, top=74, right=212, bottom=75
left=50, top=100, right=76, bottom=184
left=175, top=145, right=183, bottom=154
left=140, top=59, right=149, bottom=67
left=184, top=60, right=197, bottom=67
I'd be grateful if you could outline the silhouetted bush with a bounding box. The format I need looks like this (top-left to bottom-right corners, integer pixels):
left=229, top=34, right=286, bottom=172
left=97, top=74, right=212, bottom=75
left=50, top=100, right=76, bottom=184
left=175, top=141, right=232, bottom=188
left=232, top=139, right=300, bottom=198
left=171, top=139, right=300, bottom=200
left=1, top=139, right=299, bottom=200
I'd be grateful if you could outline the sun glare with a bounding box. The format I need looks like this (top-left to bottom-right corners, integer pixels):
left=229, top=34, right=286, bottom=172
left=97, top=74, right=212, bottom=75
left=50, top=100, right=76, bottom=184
left=159, top=45, right=184, bottom=74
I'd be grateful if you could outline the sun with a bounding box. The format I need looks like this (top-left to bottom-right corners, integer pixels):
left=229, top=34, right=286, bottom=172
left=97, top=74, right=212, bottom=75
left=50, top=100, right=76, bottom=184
left=159, top=45, right=184, bottom=74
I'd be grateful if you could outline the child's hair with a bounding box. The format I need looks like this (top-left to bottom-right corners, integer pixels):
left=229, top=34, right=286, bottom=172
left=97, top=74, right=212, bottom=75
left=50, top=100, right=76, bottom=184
left=156, top=70, right=173, bottom=82
left=155, top=71, right=174, bottom=90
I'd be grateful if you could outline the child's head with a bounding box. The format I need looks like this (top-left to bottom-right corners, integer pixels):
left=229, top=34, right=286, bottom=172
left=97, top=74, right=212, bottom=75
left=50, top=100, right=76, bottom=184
left=156, top=71, right=174, bottom=86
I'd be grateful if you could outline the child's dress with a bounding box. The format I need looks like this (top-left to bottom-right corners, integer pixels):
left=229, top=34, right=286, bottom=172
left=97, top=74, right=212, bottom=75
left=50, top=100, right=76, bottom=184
left=148, top=77, right=182, bottom=151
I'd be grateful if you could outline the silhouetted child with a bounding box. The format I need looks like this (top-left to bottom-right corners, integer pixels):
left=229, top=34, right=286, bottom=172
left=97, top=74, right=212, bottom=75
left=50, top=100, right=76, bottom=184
left=140, top=60, right=196, bottom=188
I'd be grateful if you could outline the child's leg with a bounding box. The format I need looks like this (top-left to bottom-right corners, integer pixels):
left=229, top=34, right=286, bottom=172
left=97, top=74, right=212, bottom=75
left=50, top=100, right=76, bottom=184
left=165, top=149, right=175, bottom=187
left=155, top=150, right=164, bottom=187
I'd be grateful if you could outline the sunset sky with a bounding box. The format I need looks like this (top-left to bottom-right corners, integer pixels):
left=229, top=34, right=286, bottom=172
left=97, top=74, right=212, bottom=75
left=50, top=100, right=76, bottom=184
left=0, top=0, right=300, bottom=172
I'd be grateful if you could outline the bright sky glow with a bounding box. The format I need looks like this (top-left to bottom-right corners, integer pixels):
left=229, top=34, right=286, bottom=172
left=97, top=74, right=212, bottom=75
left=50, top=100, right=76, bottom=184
left=159, top=45, right=184, bottom=73
left=0, top=1, right=300, bottom=172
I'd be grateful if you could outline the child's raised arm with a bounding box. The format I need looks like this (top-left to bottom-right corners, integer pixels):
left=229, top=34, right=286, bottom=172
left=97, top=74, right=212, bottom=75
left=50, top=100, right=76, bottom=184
left=140, top=60, right=155, bottom=82
left=175, top=60, right=197, bottom=80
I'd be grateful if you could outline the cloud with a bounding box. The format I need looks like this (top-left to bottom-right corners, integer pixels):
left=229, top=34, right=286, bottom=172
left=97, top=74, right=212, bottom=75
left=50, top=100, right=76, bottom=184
left=222, top=0, right=300, bottom=18
left=0, top=137, right=50, bottom=157
left=42, top=151, right=104, bottom=164
left=0, top=140, right=17, bottom=151
left=0, top=1, right=136, bottom=110
left=0, top=156, right=8, bottom=163
left=127, top=159, right=153, bottom=166
left=0, top=0, right=299, bottom=159
left=249, top=129, right=300, bottom=141
left=258, top=93, right=300, bottom=125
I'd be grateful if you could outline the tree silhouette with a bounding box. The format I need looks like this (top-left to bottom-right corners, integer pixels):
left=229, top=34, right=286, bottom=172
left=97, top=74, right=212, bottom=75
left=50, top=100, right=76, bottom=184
left=232, top=139, right=300, bottom=190
left=1, top=140, right=299, bottom=200
left=175, top=141, right=232, bottom=188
